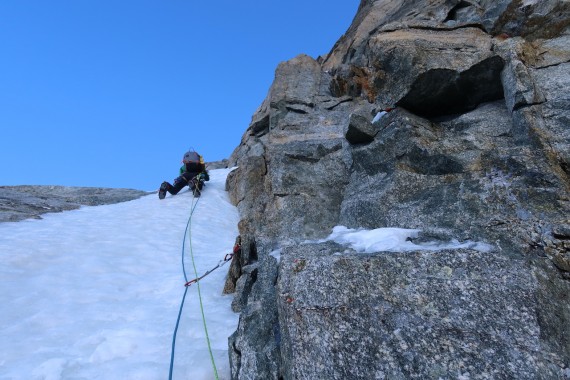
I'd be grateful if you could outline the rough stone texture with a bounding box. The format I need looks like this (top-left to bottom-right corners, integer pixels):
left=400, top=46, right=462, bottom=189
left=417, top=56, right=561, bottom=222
left=0, top=186, right=149, bottom=223
left=224, top=0, right=570, bottom=379
left=277, top=243, right=559, bottom=380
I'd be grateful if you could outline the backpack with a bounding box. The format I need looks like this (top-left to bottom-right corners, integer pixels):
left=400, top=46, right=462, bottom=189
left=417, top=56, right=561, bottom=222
left=182, top=151, right=204, bottom=165
left=182, top=150, right=205, bottom=173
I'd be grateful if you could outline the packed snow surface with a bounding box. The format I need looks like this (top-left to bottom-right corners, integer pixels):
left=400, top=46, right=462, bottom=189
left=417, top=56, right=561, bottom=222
left=0, top=168, right=239, bottom=380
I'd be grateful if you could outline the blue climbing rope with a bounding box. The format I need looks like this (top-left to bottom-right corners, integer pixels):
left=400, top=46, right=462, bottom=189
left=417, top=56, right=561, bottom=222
left=168, top=193, right=199, bottom=380
left=168, top=178, right=219, bottom=380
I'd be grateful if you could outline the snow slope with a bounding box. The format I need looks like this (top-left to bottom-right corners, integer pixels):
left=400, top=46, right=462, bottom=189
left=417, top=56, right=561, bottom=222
left=0, top=168, right=240, bottom=380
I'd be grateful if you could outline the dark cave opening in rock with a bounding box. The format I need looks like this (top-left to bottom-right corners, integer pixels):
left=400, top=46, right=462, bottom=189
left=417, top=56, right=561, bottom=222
left=396, top=56, right=505, bottom=119
left=444, top=0, right=474, bottom=22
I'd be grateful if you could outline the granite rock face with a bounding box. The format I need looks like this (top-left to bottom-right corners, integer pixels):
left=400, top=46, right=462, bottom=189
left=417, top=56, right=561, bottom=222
left=225, top=0, right=570, bottom=378
left=0, top=186, right=148, bottom=223
left=277, top=243, right=552, bottom=380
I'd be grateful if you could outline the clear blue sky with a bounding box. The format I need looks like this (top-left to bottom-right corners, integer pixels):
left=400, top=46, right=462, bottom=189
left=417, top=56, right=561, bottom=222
left=0, top=1, right=359, bottom=191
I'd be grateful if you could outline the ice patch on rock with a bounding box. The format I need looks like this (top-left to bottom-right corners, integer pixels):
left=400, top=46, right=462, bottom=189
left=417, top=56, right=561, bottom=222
left=323, top=226, right=493, bottom=253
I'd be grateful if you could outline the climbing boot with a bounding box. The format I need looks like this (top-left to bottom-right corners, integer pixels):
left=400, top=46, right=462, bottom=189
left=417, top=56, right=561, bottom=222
left=158, top=182, right=168, bottom=200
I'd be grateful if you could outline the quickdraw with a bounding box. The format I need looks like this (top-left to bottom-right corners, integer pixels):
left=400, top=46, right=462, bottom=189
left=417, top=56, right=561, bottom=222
left=184, top=251, right=236, bottom=287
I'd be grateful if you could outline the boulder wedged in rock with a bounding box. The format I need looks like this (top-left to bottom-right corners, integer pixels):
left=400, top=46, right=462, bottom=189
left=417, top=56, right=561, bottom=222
left=345, top=112, right=378, bottom=144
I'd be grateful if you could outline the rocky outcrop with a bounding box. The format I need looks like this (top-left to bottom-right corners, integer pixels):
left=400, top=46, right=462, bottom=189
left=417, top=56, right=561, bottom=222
left=0, top=186, right=148, bottom=223
left=226, top=0, right=570, bottom=378
left=206, top=159, right=230, bottom=170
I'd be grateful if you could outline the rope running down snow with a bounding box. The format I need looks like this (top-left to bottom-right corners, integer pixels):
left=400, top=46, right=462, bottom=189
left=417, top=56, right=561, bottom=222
left=168, top=179, right=219, bottom=380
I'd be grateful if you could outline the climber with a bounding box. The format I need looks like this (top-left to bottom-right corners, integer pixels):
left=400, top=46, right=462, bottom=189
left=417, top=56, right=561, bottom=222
left=158, top=150, right=209, bottom=199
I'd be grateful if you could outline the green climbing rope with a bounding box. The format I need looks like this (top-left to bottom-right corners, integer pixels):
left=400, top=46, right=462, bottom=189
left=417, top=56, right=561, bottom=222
left=186, top=194, right=219, bottom=380
left=169, top=179, right=218, bottom=380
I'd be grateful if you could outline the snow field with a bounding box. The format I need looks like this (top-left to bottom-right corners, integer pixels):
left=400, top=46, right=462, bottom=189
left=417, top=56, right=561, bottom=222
left=0, top=168, right=240, bottom=380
